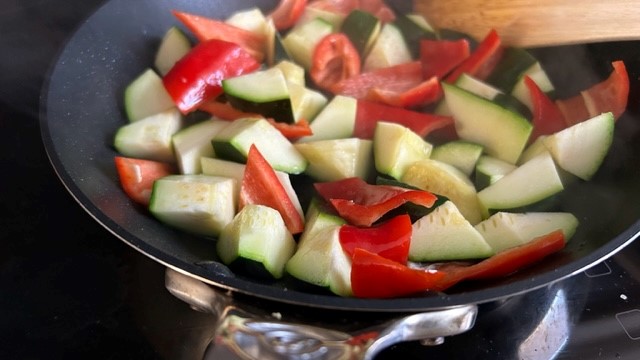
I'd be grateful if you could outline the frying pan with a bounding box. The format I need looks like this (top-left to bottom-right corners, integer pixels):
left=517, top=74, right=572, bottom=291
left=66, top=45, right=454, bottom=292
left=40, top=0, right=640, bottom=316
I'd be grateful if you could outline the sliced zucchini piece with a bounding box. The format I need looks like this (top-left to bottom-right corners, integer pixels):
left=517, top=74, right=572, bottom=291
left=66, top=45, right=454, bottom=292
left=394, top=13, right=437, bottom=58
left=211, top=117, right=307, bottom=174
left=217, top=204, right=296, bottom=279
left=410, top=201, right=494, bottom=261
left=475, top=211, right=578, bottom=253
left=455, top=73, right=502, bottom=100
left=486, top=47, right=538, bottom=93
left=442, top=83, right=533, bottom=164
left=300, top=95, right=357, bottom=142
left=285, top=223, right=352, bottom=296
left=295, top=138, right=373, bottom=182
left=149, top=174, right=237, bottom=237
left=430, top=140, right=483, bottom=177
left=154, top=26, right=191, bottom=76
left=123, top=68, right=175, bottom=122
left=288, top=82, right=328, bottom=122
left=172, top=118, right=229, bottom=174
left=225, top=7, right=268, bottom=33
left=401, top=158, right=484, bottom=224
left=477, top=151, right=564, bottom=211
left=340, top=9, right=381, bottom=57
left=474, top=155, right=517, bottom=190
left=282, top=17, right=334, bottom=70
left=274, top=60, right=306, bottom=86
left=222, top=67, right=295, bottom=124
left=373, top=121, right=433, bottom=180
left=201, top=157, right=304, bottom=219
left=363, top=23, right=413, bottom=71
left=512, top=62, right=555, bottom=110
left=114, top=108, right=182, bottom=163
left=542, top=112, right=614, bottom=180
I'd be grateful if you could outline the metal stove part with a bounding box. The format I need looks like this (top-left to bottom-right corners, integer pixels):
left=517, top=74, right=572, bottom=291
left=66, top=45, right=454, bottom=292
left=165, top=269, right=478, bottom=360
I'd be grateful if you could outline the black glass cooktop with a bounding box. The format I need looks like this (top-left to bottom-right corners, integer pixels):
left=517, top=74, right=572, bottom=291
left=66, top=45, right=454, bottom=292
left=3, top=0, right=640, bottom=358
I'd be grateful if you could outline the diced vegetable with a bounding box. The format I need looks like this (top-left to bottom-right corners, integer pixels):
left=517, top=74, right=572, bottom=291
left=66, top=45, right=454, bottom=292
left=339, top=214, right=412, bottom=263
left=114, top=156, right=174, bottom=206
left=123, top=69, right=175, bottom=122
left=217, top=204, right=296, bottom=279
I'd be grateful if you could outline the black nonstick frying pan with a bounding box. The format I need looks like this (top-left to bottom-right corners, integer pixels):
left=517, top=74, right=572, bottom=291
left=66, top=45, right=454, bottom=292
left=40, top=0, right=640, bottom=316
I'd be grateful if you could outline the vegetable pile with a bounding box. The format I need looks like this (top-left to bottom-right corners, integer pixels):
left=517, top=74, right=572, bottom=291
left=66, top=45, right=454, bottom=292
left=112, top=0, right=630, bottom=299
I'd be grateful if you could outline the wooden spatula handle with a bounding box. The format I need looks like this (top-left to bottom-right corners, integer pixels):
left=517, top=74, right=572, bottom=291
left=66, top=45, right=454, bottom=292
left=415, top=0, right=640, bottom=47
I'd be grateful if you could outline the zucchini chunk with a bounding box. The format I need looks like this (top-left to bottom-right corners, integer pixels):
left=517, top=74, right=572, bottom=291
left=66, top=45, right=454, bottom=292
left=149, top=175, right=237, bottom=237
left=217, top=204, right=296, bottom=279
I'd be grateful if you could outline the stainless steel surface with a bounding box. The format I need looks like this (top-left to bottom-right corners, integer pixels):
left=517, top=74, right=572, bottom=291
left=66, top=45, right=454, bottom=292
left=165, top=269, right=478, bottom=359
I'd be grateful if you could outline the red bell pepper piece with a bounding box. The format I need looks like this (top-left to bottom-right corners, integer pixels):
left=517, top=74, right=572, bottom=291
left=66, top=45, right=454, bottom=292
left=555, top=94, right=591, bottom=127
left=351, top=248, right=445, bottom=298
left=420, top=38, right=471, bottom=79
left=314, top=177, right=437, bottom=227
left=267, top=0, right=308, bottom=31
left=310, top=33, right=361, bottom=92
left=331, top=61, right=443, bottom=108
left=445, top=29, right=503, bottom=83
left=198, top=99, right=263, bottom=120
left=524, top=76, right=567, bottom=142
left=172, top=10, right=266, bottom=62
left=354, top=99, right=455, bottom=139
left=162, top=39, right=260, bottom=114
left=434, top=229, right=566, bottom=291
left=581, top=60, right=629, bottom=121
left=339, top=214, right=412, bottom=264
left=266, top=118, right=314, bottom=141
left=556, top=60, right=629, bottom=126
left=240, top=145, right=305, bottom=234
left=114, top=156, right=174, bottom=206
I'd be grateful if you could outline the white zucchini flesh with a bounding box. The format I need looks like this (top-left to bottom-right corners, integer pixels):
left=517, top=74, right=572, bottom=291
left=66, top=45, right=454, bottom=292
left=172, top=118, right=229, bottom=174
left=149, top=175, right=237, bottom=237
left=401, top=158, right=484, bottom=224
left=475, top=211, right=579, bottom=253
left=123, top=68, right=176, bottom=122
left=154, top=26, right=191, bottom=76
left=373, top=121, right=433, bottom=180
left=299, top=95, right=358, bottom=142
left=217, top=204, right=296, bottom=279
left=410, top=201, right=494, bottom=261
left=543, top=112, right=615, bottom=180
left=200, top=157, right=304, bottom=221
left=477, top=151, right=564, bottom=211
left=295, top=138, right=373, bottom=182
left=114, top=108, right=182, bottom=163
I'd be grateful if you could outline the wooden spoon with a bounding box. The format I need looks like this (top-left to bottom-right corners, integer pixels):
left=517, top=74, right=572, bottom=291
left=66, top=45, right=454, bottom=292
left=414, top=0, right=640, bottom=47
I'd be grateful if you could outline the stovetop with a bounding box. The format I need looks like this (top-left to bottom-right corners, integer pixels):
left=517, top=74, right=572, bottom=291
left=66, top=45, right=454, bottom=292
left=2, top=0, right=640, bottom=359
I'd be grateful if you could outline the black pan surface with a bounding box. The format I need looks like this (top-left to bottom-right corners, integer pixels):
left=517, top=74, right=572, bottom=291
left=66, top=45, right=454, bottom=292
left=40, top=0, right=640, bottom=312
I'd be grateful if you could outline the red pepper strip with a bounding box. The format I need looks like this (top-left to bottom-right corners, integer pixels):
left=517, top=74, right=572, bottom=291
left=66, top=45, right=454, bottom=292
left=339, top=214, right=412, bottom=264
left=314, top=177, right=437, bottom=227
left=367, top=76, right=442, bottom=108
left=240, top=145, right=305, bottom=234
left=351, top=248, right=446, bottom=299
left=354, top=99, right=455, bottom=139
left=524, top=76, right=567, bottom=142
left=445, top=29, right=504, bottom=83
left=420, top=38, right=471, bottom=79
left=580, top=60, right=629, bottom=120
left=556, top=61, right=629, bottom=127
left=172, top=10, right=266, bottom=62
left=114, top=156, right=174, bottom=206
left=162, top=39, right=260, bottom=114
left=308, top=0, right=396, bottom=22
left=310, top=33, right=361, bottom=92
left=555, top=94, right=591, bottom=127
left=331, top=61, right=442, bottom=108
left=433, top=230, right=566, bottom=291
left=267, top=0, right=308, bottom=31
left=198, top=100, right=263, bottom=120
left=267, top=118, right=314, bottom=141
